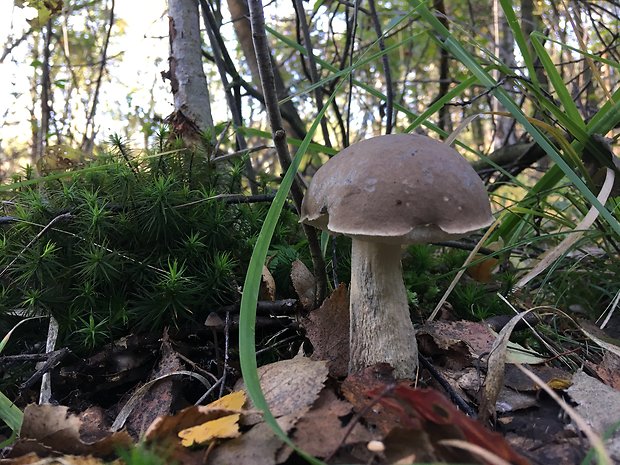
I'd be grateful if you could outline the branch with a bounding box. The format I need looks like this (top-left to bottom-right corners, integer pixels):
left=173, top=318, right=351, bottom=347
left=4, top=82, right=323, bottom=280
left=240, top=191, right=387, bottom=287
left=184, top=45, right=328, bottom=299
left=199, top=0, right=257, bottom=193
left=367, top=0, right=394, bottom=133
left=247, top=0, right=327, bottom=304
left=293, top=0, right=332, bottom=147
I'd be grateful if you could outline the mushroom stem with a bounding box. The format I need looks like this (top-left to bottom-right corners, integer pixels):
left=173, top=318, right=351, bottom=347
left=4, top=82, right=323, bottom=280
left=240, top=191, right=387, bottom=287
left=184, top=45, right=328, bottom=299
left=349, top=239, right=418, bottom=379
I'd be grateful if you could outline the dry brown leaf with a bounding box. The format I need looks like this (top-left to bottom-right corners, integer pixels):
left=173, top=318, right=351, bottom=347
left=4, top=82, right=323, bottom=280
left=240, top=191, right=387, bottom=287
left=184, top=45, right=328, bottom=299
left=417, top=320, right=496, bottom=370
left=478, top=310, right=536, bottom=423
left=122, top=334, right=184, bottom=437
left=382, top=428, right=439, bottom=464
left=290, top=259, right=315, bottom=311
left=205, top=415, right=297, bottom=465
left=302, top=284, right=350, bottom=377
left=341, top=364, right=401, bottom=436
left=10, top=405, right=132, bottom=458
left=236, top=356, right=328, bottom=425
left=260, top=265, right=276, bottom=301
left=289, top=388, right=373, bottom=458
left=591, top=350, right=620, bottom=390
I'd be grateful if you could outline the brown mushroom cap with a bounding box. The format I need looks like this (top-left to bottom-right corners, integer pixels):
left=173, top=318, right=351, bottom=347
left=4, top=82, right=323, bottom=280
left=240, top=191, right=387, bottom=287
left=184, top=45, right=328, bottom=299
left=300, top=134, right=493, bottom=244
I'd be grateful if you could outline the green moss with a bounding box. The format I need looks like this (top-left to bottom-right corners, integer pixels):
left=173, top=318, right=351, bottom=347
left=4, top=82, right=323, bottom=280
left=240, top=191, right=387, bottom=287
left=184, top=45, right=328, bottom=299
left=0, top=134, right=302, bottom=352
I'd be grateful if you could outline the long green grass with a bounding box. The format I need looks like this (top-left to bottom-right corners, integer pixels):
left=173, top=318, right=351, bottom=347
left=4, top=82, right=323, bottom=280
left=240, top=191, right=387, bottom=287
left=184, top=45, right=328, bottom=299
left=238, top=2, right=619, bottom=463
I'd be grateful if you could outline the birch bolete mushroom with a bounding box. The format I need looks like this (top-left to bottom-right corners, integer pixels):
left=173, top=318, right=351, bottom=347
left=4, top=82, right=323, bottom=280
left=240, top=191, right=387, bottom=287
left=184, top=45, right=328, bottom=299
left=300, top=134, right=493, bottom=379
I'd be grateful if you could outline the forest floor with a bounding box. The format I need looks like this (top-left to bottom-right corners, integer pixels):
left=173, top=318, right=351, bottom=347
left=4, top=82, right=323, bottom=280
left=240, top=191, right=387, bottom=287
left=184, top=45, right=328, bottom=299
left=2, top=283, right=620, bottom=465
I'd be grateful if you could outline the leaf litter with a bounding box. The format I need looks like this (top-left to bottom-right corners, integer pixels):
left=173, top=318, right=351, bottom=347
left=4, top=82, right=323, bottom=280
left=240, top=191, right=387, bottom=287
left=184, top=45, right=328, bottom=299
left=4, top=285, right=620, bottom=465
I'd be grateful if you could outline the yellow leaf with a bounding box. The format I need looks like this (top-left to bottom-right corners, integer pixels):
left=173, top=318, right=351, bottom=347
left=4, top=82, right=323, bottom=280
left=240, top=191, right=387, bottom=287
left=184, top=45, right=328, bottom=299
left=206, top=390, right=245, bottom=410
left=547, top=378, right=572, bottom=390
left=178, top=414, right=241, bottom=447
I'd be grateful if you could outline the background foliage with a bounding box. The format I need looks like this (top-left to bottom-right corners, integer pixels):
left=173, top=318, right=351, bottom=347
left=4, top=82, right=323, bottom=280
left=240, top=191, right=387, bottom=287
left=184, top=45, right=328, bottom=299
left=1, top=0, right=619, bottom=450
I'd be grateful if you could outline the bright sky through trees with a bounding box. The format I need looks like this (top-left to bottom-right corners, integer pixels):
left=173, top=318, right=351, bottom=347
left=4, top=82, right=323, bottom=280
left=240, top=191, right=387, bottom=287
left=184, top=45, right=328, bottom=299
left=0, top=1, right=170, bottom=152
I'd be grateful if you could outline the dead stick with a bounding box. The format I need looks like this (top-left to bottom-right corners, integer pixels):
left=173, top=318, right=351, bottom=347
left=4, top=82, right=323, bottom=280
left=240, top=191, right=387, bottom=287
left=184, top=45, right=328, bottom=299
left=247, top=0, right=327, bottom=305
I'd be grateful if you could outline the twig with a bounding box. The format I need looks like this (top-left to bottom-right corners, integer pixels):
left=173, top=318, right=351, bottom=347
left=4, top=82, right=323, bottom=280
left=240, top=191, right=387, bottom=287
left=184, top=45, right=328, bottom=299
left=39, top=315, right=59, bottom=404
left=345, top=0, right=361, bottom=140
left=19, top=347, right=69, bottom=394
left=293, top=0, right=332, bottom=148
left=195, top=376, right=223, bottom=405
left=0, top=353, right=60, bottom=365
left=254, top=334, right=303, bottom=356
left=174, top=193, right=280, bottom=209
left=248, top=0, right=327, bottom=304
left=216, top=299, right=298, bottom=315
left=211, top=144, right=272, bottom=164
left=419, top=355, right=476, bottom=417
left=367, top=0, right=394, bottom=133
left=219, top=311, right=231, bottom=398
left=81, top=0, right=115, bottom=154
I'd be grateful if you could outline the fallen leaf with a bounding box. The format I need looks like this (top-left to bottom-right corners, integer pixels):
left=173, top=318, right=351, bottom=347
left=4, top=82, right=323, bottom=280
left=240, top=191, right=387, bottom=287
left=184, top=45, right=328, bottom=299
left=288, top=388, right=373, bottom=458
left=591, top=350, right=620, bottom=390
left=123, top=333, right=184, bottom=437
left=341, top=364, right=402, bottom=436
left=467, top=240, right=503, bottom=283
left=206, top=415, right=297, bottom=465
left=260, top=265, right=276, bottom=301
left=373, top=385, right=531, bottom=465
left=478, top=310, right=537, bottom=423
left=208, top=390, right=246, bottom=410
left=10, top=405, right=132, bottom=458
left=302, top=284, right=350, bottom=377
left=290, top=259, right=315, bottom=311
left=382, top=427, right=439, bottom=464
left=417, top=320, right=496, bottom=369
left=144, top=391, right=246, bottom=442
left=236, top=355, right=328, bottom=425
left=176, top=391, right=247, bottom=447
left=179, top=414, right=241, bottom=447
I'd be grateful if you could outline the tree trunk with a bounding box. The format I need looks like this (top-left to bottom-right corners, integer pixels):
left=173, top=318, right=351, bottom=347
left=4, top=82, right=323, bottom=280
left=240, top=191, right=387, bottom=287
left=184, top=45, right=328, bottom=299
left=33, top=18, right=53, bottom=164
left=226, top=0, right=307, bottom=140
left=434, top=0, right=452, bottom=134
left=492, top=0, right=517, bottom=150
left=165, top=0, right=214, bottom=142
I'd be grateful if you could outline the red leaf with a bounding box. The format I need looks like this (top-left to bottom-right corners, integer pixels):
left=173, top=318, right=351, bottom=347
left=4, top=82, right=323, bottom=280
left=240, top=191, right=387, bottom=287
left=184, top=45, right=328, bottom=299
left=369, top=385, right=531, bottom=465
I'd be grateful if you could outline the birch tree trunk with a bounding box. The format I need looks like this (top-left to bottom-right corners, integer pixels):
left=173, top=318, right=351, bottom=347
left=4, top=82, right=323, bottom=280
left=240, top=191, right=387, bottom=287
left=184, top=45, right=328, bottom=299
left=165, top=0, right=214, bottom=142
left=492, top=0, right=517, bottom=150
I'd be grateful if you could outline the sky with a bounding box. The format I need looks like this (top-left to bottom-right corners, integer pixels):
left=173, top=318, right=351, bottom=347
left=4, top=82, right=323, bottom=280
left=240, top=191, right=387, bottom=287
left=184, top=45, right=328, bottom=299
left=0, top=0, right=172, bottom=153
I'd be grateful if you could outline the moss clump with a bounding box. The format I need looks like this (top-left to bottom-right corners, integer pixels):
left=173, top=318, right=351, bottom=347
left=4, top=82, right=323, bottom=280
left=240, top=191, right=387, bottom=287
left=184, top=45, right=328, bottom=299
left=0, top=134, right=300, bottom=351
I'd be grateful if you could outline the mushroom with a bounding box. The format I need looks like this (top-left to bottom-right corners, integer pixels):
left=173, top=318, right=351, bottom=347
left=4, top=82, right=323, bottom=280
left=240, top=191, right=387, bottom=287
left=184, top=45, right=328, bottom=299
left=300, top=134, right=493, bottom=379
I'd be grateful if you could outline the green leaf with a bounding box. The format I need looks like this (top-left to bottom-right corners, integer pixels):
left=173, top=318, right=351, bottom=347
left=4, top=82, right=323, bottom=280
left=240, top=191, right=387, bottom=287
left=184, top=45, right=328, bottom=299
left=408, top=0, right=620, bottom=237
left=0, top=390, right=23, bottom=433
